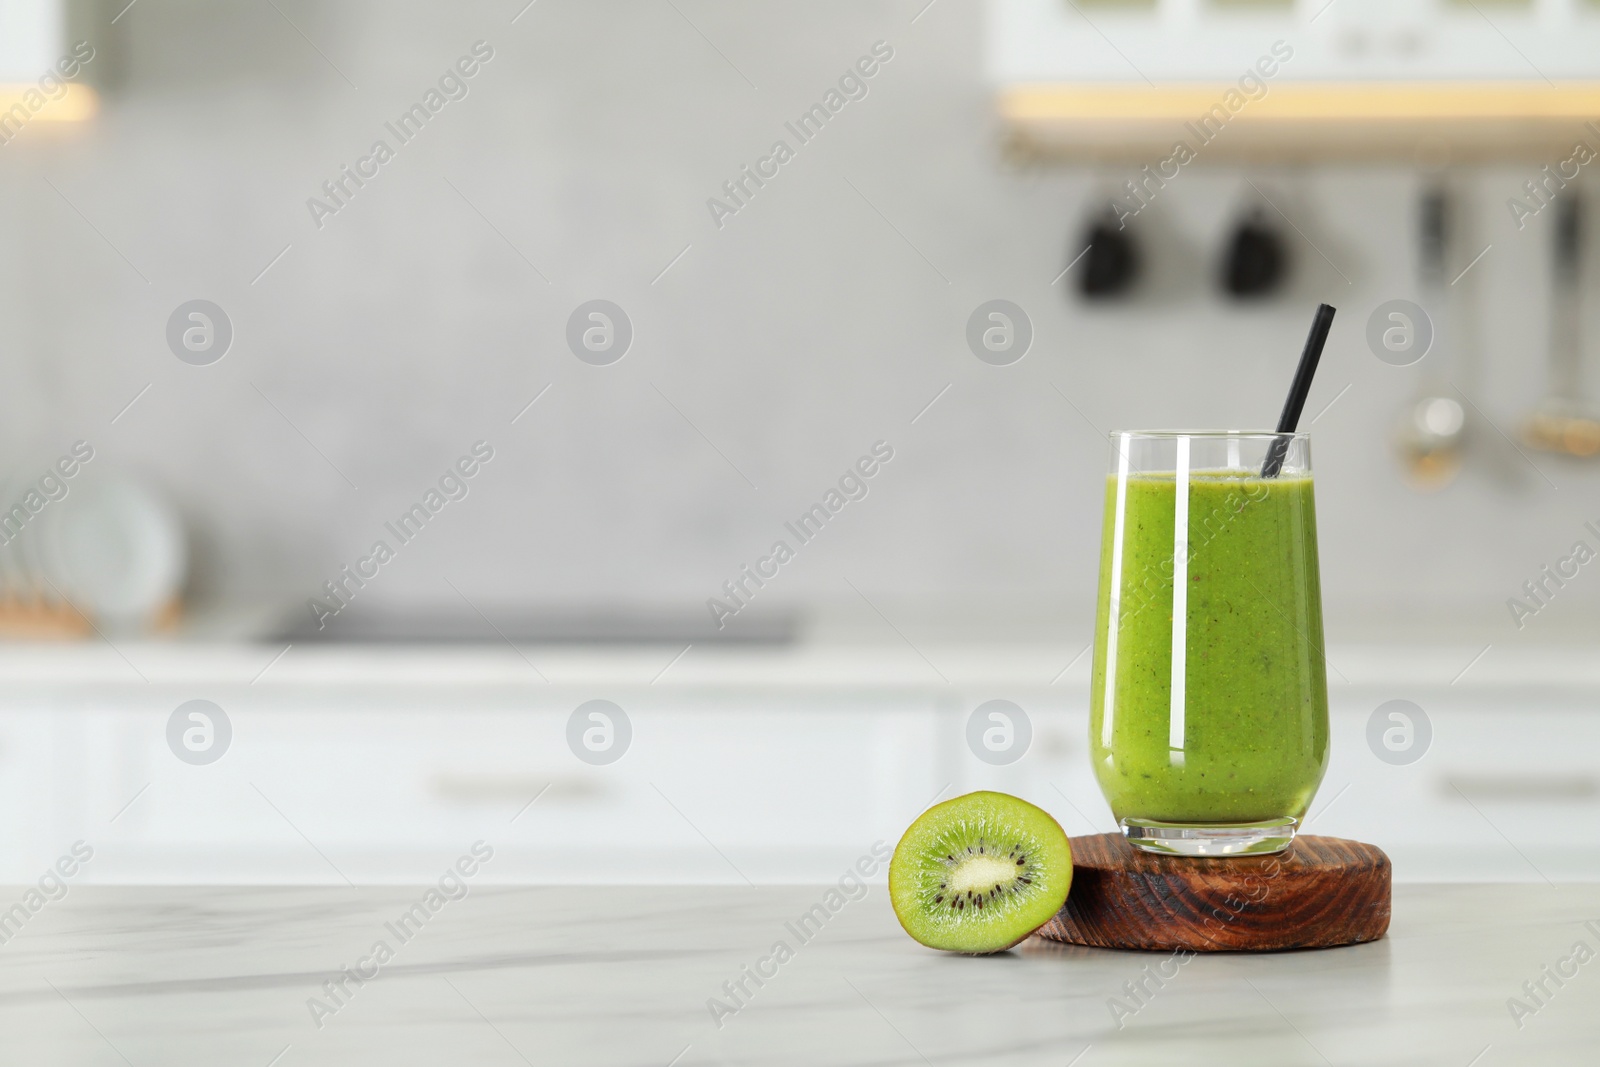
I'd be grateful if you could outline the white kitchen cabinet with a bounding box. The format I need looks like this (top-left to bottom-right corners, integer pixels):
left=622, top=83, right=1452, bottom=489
left=1315, top=687, right=1600, bottom=881
left=0, top=0, right=62, bottom=81
left=0, top=686, right=945, bottom=884
left=0, top=653, right=1593, bottom=884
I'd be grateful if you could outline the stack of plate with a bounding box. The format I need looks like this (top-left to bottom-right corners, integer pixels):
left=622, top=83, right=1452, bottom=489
left=0, top=473, right=186, bottom=637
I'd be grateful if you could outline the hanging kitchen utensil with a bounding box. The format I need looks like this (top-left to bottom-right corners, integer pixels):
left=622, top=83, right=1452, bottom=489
left=1222, top=204, right=1290, bottom=298
left=1075, top=206, right=1140, bottom=299
left=1397, top=181, right=1466, bottom=491
left=1523, top=192, right=1600, bottom=457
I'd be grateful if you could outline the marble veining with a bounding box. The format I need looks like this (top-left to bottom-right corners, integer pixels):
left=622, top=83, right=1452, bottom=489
left=0, top=884, right=1595, bottom=1065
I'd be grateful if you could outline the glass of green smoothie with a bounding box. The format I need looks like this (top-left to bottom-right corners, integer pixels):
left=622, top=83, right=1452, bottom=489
left=1090, top=430, right=1329, bottom=856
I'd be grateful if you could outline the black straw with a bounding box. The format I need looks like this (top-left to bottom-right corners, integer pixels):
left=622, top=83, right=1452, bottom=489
left=1261, top=303, right=1336, bottom=478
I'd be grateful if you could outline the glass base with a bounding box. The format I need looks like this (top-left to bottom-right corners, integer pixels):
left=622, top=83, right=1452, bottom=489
left=1120, top=817, right=1297, bottom=857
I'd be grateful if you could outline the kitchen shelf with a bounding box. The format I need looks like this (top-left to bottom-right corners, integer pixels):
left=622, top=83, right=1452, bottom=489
left=0, top=83, right=96, bottom=126
left=1000, top=82, right=1600, bottom=162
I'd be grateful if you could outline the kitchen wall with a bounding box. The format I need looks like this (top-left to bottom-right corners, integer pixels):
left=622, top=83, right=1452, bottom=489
left=3, top=0, right=1599, bottom=645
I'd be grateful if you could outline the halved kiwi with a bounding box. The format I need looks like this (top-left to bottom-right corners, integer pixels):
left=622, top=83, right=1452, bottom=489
left=889, top=791, right=1072, bottom=954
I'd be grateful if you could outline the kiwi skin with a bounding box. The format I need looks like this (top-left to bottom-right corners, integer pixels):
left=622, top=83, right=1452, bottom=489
left=888, top=790, right=1073, bottom=955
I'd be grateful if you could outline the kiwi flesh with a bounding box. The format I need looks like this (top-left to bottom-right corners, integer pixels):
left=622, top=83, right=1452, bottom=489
left=889, top=791, right=1072, bottom=954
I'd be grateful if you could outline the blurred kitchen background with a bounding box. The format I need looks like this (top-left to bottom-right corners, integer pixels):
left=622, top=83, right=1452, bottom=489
left=0, top=0, right=1597, bottom=885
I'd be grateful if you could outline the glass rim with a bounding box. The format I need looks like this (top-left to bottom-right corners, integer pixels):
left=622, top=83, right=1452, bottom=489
left=1110, top=429, right=1310, bottom=440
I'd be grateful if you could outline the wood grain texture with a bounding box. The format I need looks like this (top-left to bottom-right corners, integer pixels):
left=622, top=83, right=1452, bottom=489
left=1036, top=833, right=1391, bottom=952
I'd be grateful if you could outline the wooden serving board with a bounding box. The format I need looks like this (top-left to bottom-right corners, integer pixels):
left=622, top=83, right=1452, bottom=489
left=1036, top=833, right=1390, bottom=952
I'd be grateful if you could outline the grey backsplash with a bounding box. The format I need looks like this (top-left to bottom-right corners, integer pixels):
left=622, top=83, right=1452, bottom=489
left=2, top=0, right=1597, bottom=643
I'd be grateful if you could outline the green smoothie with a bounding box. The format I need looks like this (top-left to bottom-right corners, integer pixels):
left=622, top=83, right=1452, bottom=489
left=1089, top=470, right=1328, bottom=825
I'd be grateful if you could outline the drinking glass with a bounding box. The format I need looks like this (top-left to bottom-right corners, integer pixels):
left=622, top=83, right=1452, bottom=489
left=1089, top=431, right=1329, bottom=856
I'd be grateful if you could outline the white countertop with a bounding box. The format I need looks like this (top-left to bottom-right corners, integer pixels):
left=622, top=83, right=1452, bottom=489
left=2, top=883, right=1596, bottom=1064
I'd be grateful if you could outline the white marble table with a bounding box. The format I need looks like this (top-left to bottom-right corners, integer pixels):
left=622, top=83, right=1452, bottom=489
left=0, top=884, right=1595, bottom=1065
